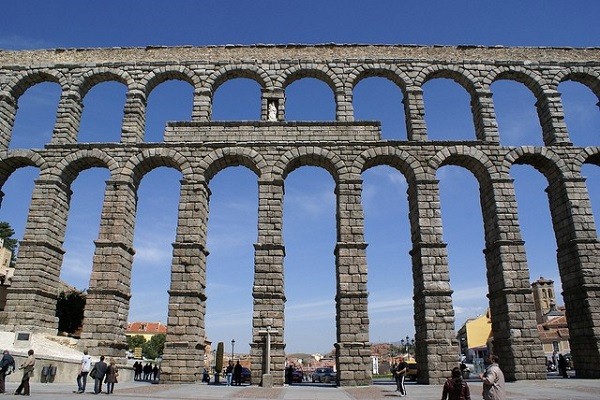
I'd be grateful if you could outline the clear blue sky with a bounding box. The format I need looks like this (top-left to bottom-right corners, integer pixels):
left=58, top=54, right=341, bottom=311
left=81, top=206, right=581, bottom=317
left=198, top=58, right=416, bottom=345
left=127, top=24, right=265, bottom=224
left=1, top=1, right=599, bottom=354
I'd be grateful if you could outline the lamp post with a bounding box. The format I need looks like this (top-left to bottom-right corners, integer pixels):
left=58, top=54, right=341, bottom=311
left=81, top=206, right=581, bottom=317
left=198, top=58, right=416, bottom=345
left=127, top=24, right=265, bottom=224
left=231, top=339, right=235, bottom=361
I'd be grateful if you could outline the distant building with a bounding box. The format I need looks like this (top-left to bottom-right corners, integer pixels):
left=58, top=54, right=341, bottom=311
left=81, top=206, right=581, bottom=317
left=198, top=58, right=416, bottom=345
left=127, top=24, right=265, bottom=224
left=0, top=240, right=14, bottom=310
left=456, top=309, right=492, bottom=363
left=126, top=321, right=167, bottom=341
left=531, top=277, right=570, bottom=357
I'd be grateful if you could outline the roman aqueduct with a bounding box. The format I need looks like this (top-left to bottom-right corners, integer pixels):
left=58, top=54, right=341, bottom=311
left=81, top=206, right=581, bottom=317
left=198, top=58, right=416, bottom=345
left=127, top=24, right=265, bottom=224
left=0, top=44, right=598, bottom=385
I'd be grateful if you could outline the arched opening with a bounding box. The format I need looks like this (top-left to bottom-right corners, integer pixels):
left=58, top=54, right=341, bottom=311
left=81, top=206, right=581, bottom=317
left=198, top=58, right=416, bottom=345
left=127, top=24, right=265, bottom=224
left=353, top=77, right=407, bottom=140
left=285, top=78, right=335, bottom=121
left=59, top=168, right=109, bottom=291
left=362, top=165, right=412, bottom=373
left=212, top=78, right=262, bottom=121
left=582, top=163, right=600, bottom=234
left=437, top=165, right=488, bottom=368
left=10, top=82, right=61, bottom=149
left=492, top=80, right=543, bottom=146
left=78, top=81, right=127, bottom=143
left=145, top=80, right=193, bottom=141
left=423, top=79, right=475, bottom=141
left=283, top=167, right=336, bottom=359
left=558, top=81, right=600, bottom=147
left=128, top=167, right=181, bottom=330
left=205, top=166, right=257, bottom=356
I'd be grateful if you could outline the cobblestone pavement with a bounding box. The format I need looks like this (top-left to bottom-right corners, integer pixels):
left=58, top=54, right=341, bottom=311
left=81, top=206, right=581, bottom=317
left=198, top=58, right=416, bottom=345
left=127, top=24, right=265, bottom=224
left=3, top=379, right=599, bottom=400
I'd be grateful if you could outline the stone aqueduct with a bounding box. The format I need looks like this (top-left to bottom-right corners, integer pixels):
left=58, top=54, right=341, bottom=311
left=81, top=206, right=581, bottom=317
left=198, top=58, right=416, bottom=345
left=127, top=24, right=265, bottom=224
left=0, top=44, right=598, bottom=386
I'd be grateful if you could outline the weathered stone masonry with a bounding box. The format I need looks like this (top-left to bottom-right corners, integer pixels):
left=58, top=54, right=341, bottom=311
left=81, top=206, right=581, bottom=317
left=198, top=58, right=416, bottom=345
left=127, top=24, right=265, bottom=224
left=0, top=44, right=598, bottom=385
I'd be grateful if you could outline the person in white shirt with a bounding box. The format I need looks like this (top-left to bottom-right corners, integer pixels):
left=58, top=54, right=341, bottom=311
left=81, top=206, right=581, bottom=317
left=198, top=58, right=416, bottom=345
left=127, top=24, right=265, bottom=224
left=76, top=349, right=92, bottom=393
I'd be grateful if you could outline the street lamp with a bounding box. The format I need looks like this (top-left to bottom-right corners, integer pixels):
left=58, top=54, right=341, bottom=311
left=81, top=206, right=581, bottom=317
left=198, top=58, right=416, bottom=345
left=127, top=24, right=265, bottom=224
left=231, top=339, right=235, bottom=360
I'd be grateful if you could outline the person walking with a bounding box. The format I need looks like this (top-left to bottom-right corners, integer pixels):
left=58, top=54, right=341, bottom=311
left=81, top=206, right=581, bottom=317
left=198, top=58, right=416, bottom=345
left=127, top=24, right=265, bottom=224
left=104, top=359, right=118, bottom=394
left=233, top=360, right=243, bottom=386
left=15, top=349, right=35, bottom=396
left=225, top=360, right=233, bottom=386
left=76, top=349, right=92, bottom=393
left=441, top=366, right=471, bottom=400
left=0, top=350, right=15, bottom=393
left=558, top=354, right=569, bottom=378
left=93, top=356, right=108, bottom=394
left=479, top=354, right=506, bottom=400
left=395, top=356, right=408, bottom=397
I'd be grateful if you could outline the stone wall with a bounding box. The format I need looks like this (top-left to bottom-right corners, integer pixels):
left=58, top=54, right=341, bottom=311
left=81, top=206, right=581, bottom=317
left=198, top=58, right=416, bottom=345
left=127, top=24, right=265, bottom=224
left=0, top=44, right=598, bottom=385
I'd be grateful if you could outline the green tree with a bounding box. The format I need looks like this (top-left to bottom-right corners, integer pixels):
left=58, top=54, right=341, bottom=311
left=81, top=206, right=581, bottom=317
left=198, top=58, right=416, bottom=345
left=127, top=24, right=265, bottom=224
left=142, top=333, right=165, bottom=360
left=127, top=335, right=147, bottom=351
left=0, top=221, right=18, bottom=266
left=55, top=290, right=86, bottom=335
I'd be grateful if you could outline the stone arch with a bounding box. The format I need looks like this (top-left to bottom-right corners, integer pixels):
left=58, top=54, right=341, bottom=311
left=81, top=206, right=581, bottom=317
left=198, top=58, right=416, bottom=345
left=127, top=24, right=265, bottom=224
left=347, top=64, right=412, bottom=93
left=575, top=147, right=600, bottom=171
left=199, top=147, right=266, bottom=183
left=416, top=65, right=481, bottom=96
left=484, top=66, right=548, bottom=97
left=207, top=64, right=270, bottom=94
left=429, top=145, right=501, bottom=185
left=554, top=67, right=600, bottom=98
left=51, top=149, right=119, bottom=187
left=0, top=151, right=44, bottom=187
left=122, top=148, right=192, bottom=188
left=142, top=66, right=200, bottom=97
left=351, top=146, right=427, bottom=183
left=274, top=146, right=346, bottom=183
left=75, top=67, right=135, bottom=99
left=277, top=64, right=343, bottom=95
left=5, top=69, right=68, bottom=100
left=504, top=146, right=569, bottom=183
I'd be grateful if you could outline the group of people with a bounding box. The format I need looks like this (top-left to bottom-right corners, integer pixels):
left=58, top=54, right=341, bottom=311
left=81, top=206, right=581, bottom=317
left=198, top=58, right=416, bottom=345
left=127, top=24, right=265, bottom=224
left=0, top=349, right=33, bottom=396
left=76, top=352, right=119, bottom=394
left=391, top=356, right=408, bottom=397
left=438, top=354, right=506, bottom=400
left=224, top=360, right=244, bottom=386
left=548, top=351, right=570, bottom=378
left=133, top=361, right=159, bottom=381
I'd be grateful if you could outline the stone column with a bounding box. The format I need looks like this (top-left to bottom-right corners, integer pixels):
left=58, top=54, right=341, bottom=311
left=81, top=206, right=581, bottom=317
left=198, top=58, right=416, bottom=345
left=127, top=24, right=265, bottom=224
left=537, top=89, right=571, bottom=146
left=335, top=178, right=370, bottom=386
left=0, top=93, right=17, bottom=151
left=403, top=87, right=428, bottom=141
left=471, top=89, right=500, bottom=143
left=546, top=176, right=600, bottom=378
left=51, top=89, right=82, bottom=145
left=121, top=89, right=147, bottom=144
left=193, top=88, right=212, bottom=122
left=79, top=180, right=137, bottom=358
left=161, top=179, right=211, bottom=383
left=261, top=88, right=284, bottom=121
left=0, top=177, right=71, bottom=332
left=250, top=179, right=286, bottom=386
left=407, top=178, right=456, bottom=384
left=481, top=177, right=547, bottom=380
left=336, top=90, right=353, bottom=122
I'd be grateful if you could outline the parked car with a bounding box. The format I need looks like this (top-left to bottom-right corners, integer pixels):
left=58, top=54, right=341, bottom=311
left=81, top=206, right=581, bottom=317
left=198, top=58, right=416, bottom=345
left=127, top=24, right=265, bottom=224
left=406, top=360, right=418, bottom=381
left=311, top=367, right=336, bottom=383
left=240, top=367, right=251, bottom=383
left=292, top=369, right=303, bottom=383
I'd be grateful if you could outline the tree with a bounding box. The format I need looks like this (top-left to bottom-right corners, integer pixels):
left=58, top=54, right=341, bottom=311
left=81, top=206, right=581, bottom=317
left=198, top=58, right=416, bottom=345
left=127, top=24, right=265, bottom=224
left=55, top=290, right=86, bottom=335
left=127, top=335, right=147, bottom=351
left=142, top=333, right=166, bottom=360
left=0, top=221, right=18, bottom=266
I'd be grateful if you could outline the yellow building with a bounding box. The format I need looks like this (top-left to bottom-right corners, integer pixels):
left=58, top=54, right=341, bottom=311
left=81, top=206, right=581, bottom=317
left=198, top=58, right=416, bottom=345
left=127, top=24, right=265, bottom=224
left=457, top=309, right=492, bottom=361
left=126, top=321, right=167, bottom=341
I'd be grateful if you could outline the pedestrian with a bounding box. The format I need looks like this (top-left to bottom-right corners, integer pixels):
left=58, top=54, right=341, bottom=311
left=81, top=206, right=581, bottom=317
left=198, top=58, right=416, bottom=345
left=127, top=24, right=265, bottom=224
left=135, top=362, right=143, bottom=381
left=76, top=349, right=92, bottom=393
left=558, top=354, right=569, bottom=378
left=225, top=360, right=233, bottom=386
left=0, top=350, right=15, bottom=393
left=143, top=363, right=152, bottom=381
left=285, top=364, right=294, bottom=385
left=394, top=356, right=408, bottom=396
left=15, top=349, right=35, bottom=396
left=104, top=358, right=118, bottom=394
left=152, top=364, right=159, bottom=381
left=479, top=354, right=506, bottom=400
left=441, top=366, right=471, bottom=400
left=132, top=361, right=139, bottom=381
left=93, top=355, right=108, bottom=394
left=233, top=360, right=243, bottom=386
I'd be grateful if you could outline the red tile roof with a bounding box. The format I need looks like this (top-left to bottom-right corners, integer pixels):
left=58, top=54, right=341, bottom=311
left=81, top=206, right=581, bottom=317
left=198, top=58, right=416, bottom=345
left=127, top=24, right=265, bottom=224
left=126, top=322, right=167, bottom=334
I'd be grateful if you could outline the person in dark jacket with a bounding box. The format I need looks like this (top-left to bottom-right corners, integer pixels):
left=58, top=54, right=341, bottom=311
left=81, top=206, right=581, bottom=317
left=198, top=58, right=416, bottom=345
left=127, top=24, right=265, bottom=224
left=441, top=367, right=471, bottom=400
left=0, top=350, right=15, bottom=393
left=93, top=356, right=108, bottom=394
left=233, top=361, right=243, bottom=386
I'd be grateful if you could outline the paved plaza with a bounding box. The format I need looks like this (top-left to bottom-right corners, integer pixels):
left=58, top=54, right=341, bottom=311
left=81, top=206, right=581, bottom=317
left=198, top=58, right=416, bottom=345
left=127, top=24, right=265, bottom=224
left=3, top=378, right=599, bottom=400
